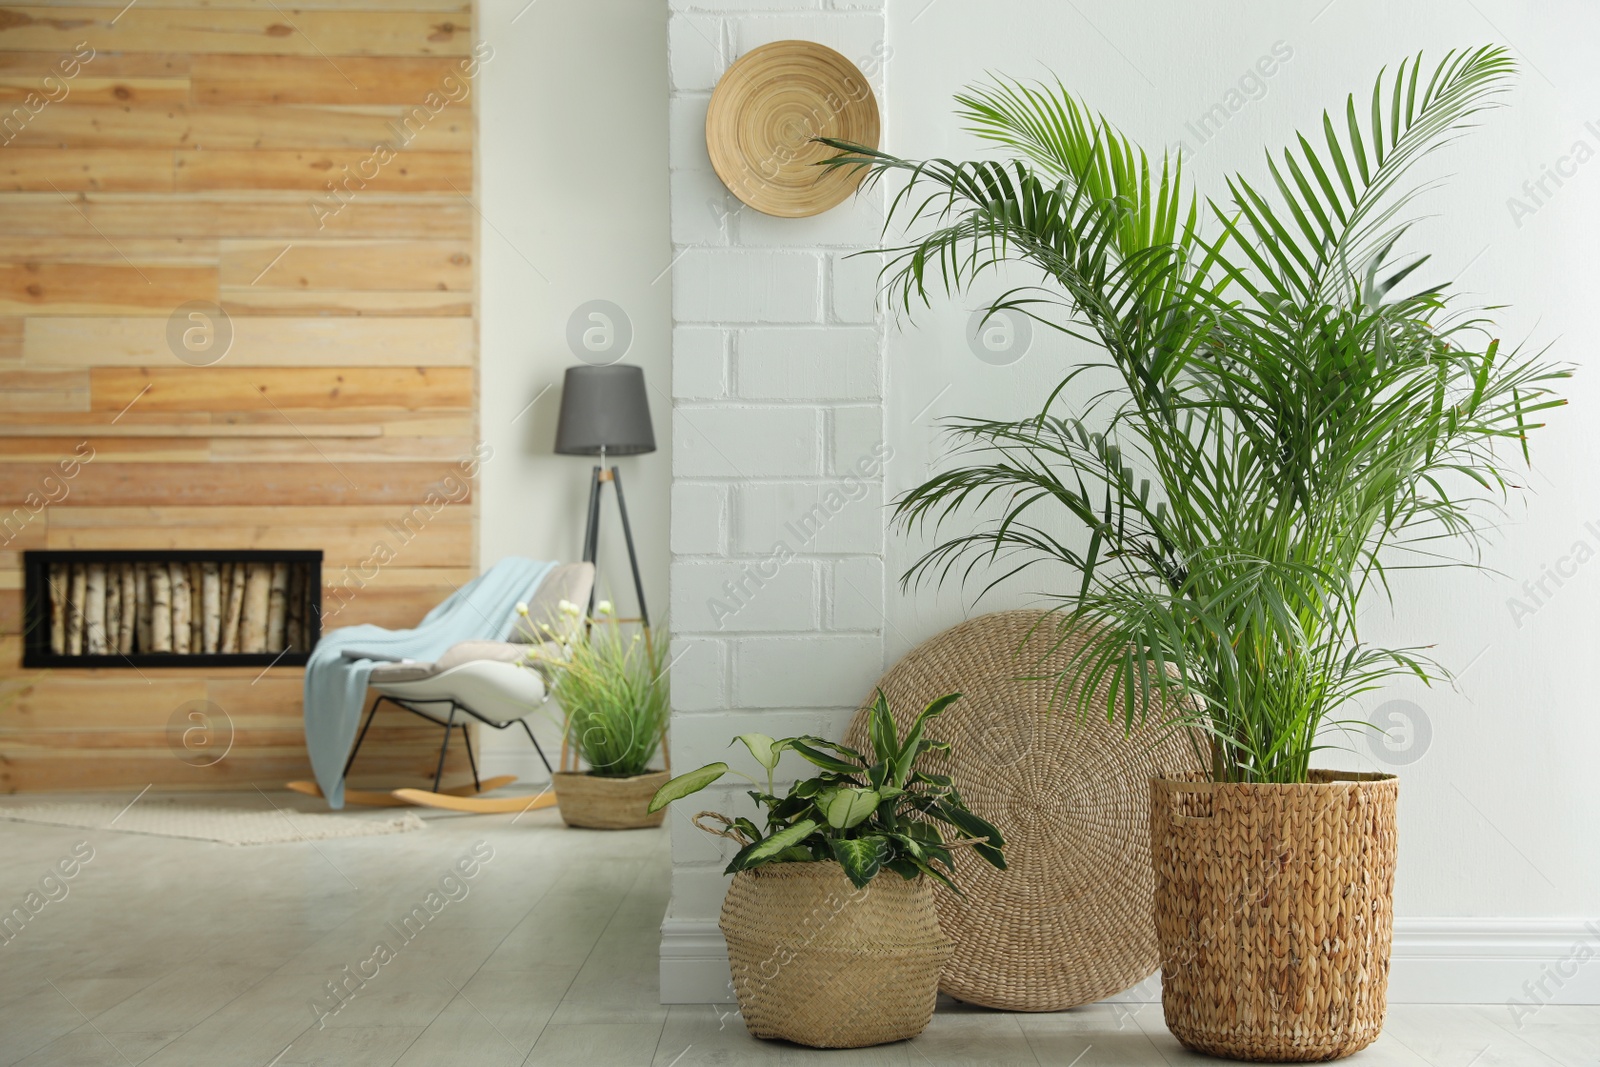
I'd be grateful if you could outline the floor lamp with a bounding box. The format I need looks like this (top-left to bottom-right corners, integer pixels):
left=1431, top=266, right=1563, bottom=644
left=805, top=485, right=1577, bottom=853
left=553, top=364, right=655, bottom=626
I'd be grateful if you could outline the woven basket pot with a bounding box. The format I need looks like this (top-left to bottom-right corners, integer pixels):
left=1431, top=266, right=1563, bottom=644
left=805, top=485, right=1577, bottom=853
left=720, top=862, right=953, bottom=1048
left=1151, top=770, right=1398, bottom=1062
left=550, top=770, right=668, bottom=829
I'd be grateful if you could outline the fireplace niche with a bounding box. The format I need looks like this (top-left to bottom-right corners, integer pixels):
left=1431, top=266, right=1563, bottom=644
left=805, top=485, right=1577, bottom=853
left=23, top=550, right=322, bottom=669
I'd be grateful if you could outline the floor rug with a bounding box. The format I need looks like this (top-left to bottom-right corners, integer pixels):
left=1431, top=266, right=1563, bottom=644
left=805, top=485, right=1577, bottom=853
left=0, top=794, right=425, bottom=845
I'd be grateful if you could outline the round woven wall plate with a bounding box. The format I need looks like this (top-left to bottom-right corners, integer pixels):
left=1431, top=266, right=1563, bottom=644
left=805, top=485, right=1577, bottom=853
left=845, top=611, right=1202, bottom=1011
left=705, top=40, right=880, bottom=218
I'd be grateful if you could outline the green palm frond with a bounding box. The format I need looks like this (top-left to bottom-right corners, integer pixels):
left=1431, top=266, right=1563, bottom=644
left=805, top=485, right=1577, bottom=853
left=955, top=76, right=1199, bottom=267
left=1213, top=45, right=1517, bottom=308
left=825, top=47, right=1569, bottom=783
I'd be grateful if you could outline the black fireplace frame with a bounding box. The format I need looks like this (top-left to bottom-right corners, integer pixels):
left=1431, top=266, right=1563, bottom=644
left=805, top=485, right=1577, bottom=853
left=22, top=549, right=323, bottom=669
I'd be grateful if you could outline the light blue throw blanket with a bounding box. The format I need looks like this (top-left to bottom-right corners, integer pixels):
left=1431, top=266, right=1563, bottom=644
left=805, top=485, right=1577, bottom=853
left=304, top=556, right=555, bottom=808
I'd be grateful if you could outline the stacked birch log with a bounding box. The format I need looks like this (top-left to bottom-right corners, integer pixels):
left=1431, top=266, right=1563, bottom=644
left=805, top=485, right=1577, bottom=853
left=46, top=560, right=314, bottom=657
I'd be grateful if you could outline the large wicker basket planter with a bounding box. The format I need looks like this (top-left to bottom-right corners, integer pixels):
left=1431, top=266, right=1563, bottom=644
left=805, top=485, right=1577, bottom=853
left=1151, top=771, right=1398, bottom=1062
left=720, top=862, right=953, bottom=1048
left=550, top=770, right=669, bottom=829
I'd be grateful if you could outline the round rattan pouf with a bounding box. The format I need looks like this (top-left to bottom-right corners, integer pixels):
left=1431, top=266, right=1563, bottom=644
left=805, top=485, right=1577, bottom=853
left=844, top=610, right=1200, bottom=1011
left=705, top=39, right=880, bottom=217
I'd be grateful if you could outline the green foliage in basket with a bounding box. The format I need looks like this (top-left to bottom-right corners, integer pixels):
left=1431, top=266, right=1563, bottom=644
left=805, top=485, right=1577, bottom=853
left=647, top=690, right=1006, bottom=889
left=818, top=47, right=1568, bottom=784
left=527, top=602, right=669, bottom=779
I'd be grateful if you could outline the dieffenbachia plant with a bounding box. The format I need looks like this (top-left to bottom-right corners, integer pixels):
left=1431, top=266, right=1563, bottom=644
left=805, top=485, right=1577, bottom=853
left=648, top=690, right=1006, bottom=889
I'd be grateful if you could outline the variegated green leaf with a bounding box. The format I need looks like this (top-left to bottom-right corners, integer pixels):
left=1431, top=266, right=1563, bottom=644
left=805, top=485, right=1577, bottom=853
left=821, top=787, right=880, bottom=830
left=829, top=836, right=889, bottom=887
left=725, top=820, right=818, bottom=873
left=646, top=762, right=726, bottom=813
left=730, top=733, right=785, bottom=771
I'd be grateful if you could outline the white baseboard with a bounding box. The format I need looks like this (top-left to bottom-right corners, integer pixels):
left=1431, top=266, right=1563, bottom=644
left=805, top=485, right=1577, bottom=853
left=659, top=917, right=1600, bottom=1007
left=659, top=921, right=734, bottom=1004
left=1388, top=918, right=1600, bottom=1007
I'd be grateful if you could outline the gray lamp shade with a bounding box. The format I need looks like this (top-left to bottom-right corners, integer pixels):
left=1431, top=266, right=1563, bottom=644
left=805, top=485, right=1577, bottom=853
left=553, top=364, right=657, bottom=456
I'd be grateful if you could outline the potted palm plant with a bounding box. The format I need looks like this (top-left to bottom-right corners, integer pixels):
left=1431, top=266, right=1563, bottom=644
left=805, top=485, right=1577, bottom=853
left=648, top=691, right=1006, bottom=1049
left=526, top=601, right=671, bottom=829
left=823, top=46, right=1566, bottom=1061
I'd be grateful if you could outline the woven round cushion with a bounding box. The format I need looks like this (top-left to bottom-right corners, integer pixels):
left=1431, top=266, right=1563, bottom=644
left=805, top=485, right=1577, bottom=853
left=845, top=610, right=1201, bottom=1011
left=705, top=39, right=880, bottom=218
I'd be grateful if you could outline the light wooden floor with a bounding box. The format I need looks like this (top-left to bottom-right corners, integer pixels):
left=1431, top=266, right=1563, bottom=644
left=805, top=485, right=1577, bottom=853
left=0, top=791, right=1593, bottom=1066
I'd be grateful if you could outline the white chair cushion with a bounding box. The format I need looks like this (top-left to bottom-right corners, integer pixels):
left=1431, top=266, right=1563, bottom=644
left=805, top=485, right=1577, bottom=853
left=371, top=659, right=547, bottom=725
left=436, top=640, right=528, bottom=669
left=368, top=639, right=567, bottom=686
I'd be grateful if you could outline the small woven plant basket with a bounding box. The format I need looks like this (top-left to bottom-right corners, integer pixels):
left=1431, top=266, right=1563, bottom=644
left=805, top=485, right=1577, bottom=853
left=720, top=861, right=952, bottom=1048
left=1151, top=770, right=1399, bottom=1062
left=550, top=770, right=669, bottom=829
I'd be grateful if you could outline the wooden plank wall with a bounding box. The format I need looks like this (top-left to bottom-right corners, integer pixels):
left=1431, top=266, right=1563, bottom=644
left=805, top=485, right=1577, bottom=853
left=0, top=0, right=484, bottom=792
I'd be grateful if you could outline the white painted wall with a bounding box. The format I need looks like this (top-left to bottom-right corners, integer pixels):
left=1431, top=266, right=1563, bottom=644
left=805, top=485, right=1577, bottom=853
left=477, top=0, right=672, bottom=780
left=651, top=0, right=1599, bottom=1005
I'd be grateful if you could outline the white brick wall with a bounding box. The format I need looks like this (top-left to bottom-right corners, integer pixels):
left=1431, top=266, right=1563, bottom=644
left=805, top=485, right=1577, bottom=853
left=664, top=0, right=889, bottom=1002
left=669, top=482, right=726, bottom=555
left=831, top=403, right=886, bottom=469
left=669, top=559, right=818, bottom=632
left=670, top=327, right=728, bottom=400
left=670, top=167, right=739, bottom=247
left=668, top=94, right=715, bottom=170
left=733, top=634, right=884, bottom=707
left=829, top=555, right=884, bottom=630
left=666, top=637, right=727, bottom=712
left=735, top=184, right=886, bottom=247
left=733, top=481, right=885, bottom=555
left=734, top=327, right=881, bottom=399
left=672, top=405, right=822, bottom=477
left=667, top=16, right=729, bottom=92
left=670, top=0, right=822, bottom=10
left=671, top=249, right=823, bottom=323
left=829, top=250, right=885, bottom=323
